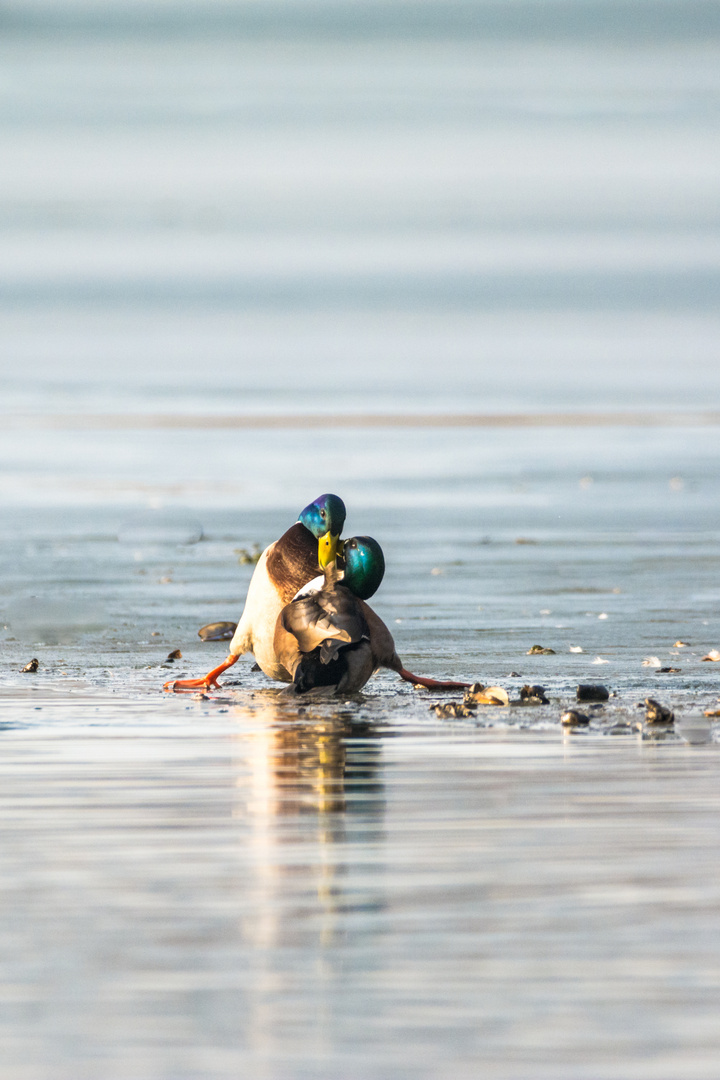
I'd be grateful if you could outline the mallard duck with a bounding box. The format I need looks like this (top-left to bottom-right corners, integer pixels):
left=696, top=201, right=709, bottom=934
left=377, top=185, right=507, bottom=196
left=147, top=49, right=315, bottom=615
left=164, top=493, right=346, bottom=691
left=275, top=535, right=470, bottom=694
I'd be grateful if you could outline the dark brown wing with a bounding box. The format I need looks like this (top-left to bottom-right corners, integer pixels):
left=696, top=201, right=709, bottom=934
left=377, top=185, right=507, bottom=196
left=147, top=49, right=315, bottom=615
left=281, top=583, right=369, bottom=664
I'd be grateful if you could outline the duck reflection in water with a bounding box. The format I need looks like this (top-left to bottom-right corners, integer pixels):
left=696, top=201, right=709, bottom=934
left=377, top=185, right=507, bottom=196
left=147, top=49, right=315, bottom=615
left=240, top=694, right=384, bottom=818
left=228, top=691, right=385, bottom=950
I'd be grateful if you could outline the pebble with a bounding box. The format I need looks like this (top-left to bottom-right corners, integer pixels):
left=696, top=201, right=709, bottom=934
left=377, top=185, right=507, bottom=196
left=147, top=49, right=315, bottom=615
left=519, top=684, right=549, bottom=704
left=430, top=701, right=476, bottom=719
left=645, top=698, right=674, bottom=725
left=198, top=622, right=237, bottom=642
left=576, top=684, right=610, bottom=702
left=462, top=682, right=485, bottom=700
left=21, top=658, right=39, bottom=673
left=561, top=710, right=590, bottom=727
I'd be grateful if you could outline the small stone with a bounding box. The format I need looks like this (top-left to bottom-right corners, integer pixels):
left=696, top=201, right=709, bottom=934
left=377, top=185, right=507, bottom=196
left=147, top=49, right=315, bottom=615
left=527, top=645, right=556, bottom=655
left=645, top=698, right=674, bottom=725
left=462, top=682, right=485, bottom=702
left=576, top=684, right=610, bottom=702
left=198, top=622, right=237, bottom=641
left=166, top=649, right=182, bottom=661
left=21, top=658, right=39, bottom=673
left=520, top=684, right=549, bottom=704
left=561, top=710, right=589, bottom=726
left=430, top=701, right=476, bottom=719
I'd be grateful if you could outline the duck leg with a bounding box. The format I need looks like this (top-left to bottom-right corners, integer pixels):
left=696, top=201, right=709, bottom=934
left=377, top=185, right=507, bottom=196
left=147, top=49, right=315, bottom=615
left=397, top=666, right=471, bottom=691
left=164, top=654, right=239, bottom=692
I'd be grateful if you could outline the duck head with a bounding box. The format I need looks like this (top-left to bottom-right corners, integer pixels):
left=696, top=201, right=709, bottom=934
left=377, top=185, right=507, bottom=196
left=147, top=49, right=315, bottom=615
left=342, top=535, right=385, bottom=600
left=298, top=493, right=347, bottom=569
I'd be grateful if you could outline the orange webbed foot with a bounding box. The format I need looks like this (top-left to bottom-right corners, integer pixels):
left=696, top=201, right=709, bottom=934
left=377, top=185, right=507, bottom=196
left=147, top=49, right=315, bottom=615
left=163, top=654, right=239, bottom=693
left=397, top=667, right=471, bottom=691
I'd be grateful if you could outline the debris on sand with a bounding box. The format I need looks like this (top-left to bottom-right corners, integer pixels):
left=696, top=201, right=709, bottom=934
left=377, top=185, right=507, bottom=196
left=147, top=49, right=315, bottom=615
left=701, top=649, right=720, bottom=662
left=527, top=645, right=555, bottom=655
left=234, top=545, right=262, bottom=565
left=166, top=649, right=182, bottom=661
left=519, top=684, right=549, bottom=704
left=198, top=622, right=237, bottom=641
left=561, top=710, right=590, bottom=727
left=21, top=658, right=39, bottom=673
left=644, top=698, right=674, bottom=725
left=463, top=684, right=509, bottom=706
left=576, top=684, right=610, bottom=702
left=430, top=701, right=476, bottom=719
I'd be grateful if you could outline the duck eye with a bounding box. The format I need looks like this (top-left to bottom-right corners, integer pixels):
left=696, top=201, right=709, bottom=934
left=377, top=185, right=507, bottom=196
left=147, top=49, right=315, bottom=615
left=320, top=508, right=326, bottom=519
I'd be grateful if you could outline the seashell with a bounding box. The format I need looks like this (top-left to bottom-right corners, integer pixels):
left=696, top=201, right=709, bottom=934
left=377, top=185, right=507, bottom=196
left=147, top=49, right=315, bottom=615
left=21, top=658, right=39, bottom=673
left=464, top=685, right=510, bottom=706
left=198, top=622, right=237, bottom=641
left=701, top=649, right=720, bottom=662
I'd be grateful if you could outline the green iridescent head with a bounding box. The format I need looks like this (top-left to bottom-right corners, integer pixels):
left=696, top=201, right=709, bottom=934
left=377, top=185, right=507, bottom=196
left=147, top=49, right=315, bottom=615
left=298, top=493, right=347, bottom=568
left=342, top=535, right=385, bottom=600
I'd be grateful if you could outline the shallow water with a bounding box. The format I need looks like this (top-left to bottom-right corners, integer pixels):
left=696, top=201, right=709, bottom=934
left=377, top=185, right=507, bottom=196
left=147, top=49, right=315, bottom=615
left=3, top=424, right=720, bottom=1078
left=3, top=3, right=720, bottom=1077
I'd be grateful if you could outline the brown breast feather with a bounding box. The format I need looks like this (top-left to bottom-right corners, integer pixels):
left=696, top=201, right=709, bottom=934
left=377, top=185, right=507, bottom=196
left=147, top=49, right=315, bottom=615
left=265, top=522, right=321, bottom=603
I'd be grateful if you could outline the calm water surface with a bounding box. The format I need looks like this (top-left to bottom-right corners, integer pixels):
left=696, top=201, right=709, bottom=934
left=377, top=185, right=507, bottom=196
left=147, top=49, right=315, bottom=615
left=3, top=2, right=720, bottom=1077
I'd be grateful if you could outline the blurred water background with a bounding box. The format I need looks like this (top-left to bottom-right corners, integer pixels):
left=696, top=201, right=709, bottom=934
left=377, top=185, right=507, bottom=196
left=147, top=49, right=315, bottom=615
left=2, top=2, right=720, bottom=1077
